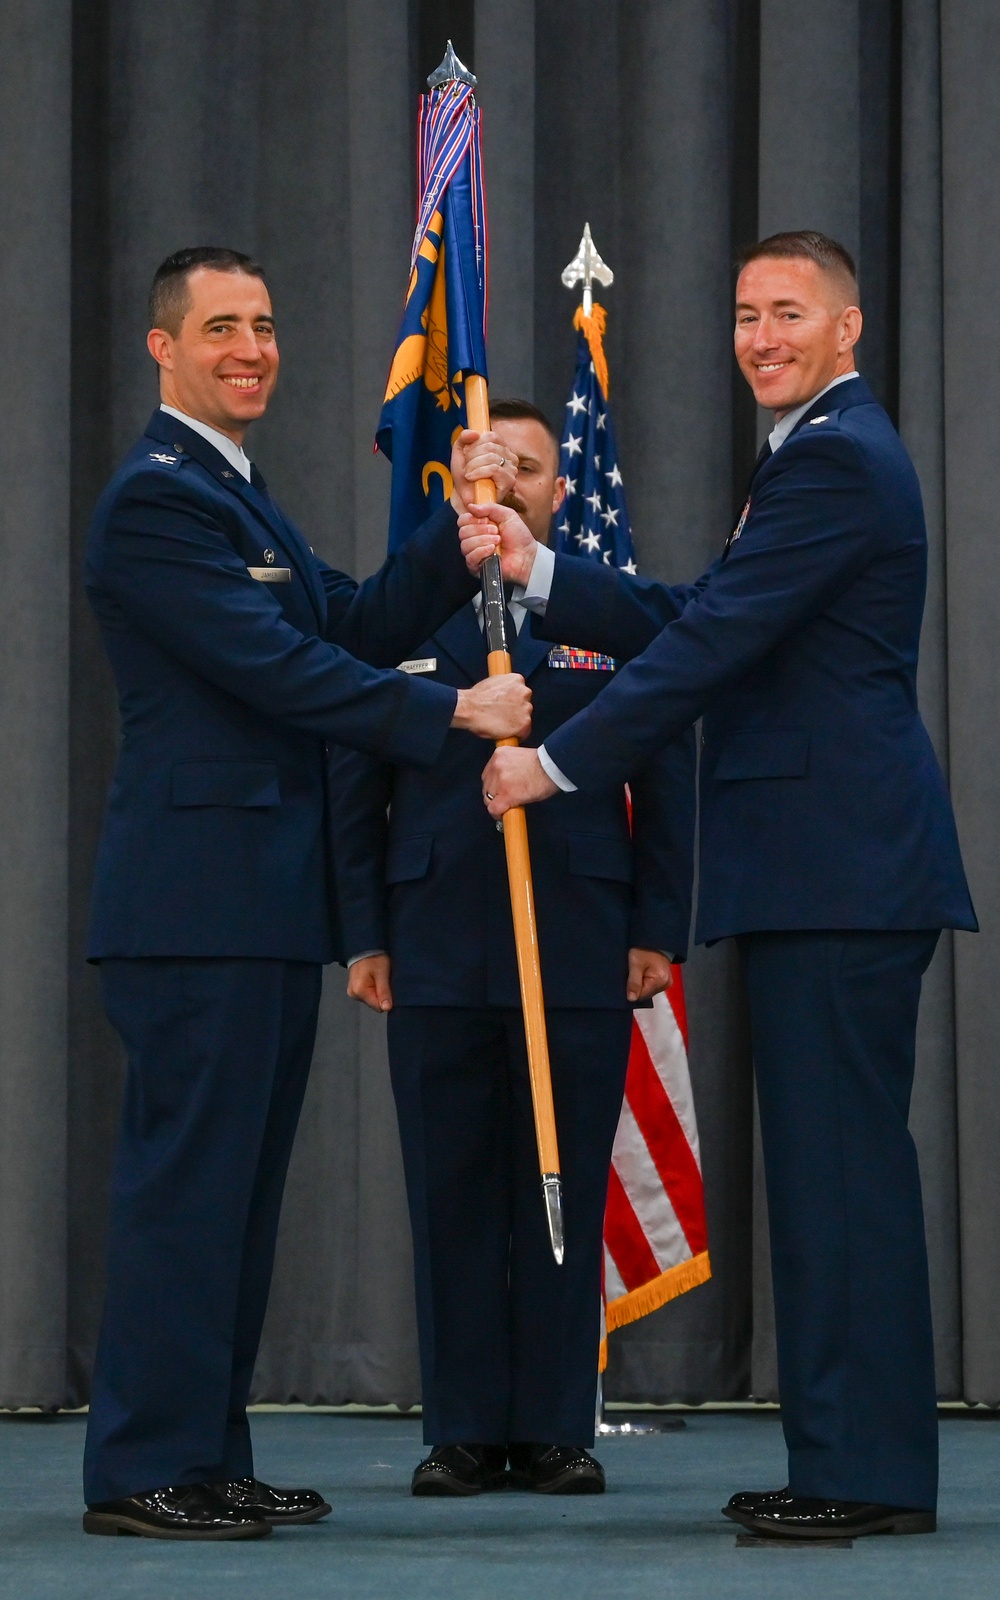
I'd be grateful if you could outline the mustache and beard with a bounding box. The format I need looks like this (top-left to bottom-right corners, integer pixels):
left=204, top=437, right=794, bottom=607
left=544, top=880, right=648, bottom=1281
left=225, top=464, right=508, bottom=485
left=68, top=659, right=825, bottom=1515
left=501, top=490, right=528, bottom=515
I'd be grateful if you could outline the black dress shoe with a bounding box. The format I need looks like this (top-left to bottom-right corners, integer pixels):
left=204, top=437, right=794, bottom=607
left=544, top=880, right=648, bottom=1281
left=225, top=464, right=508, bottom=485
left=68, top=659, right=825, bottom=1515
left=726, top=1485, right=795, bottom=1515
left=723, top=1490, right=936, bottom=1539
left=83, top=1483, right=271, bottom=1540
left=509, top=1443, right=606, bottom=1495
left=411, top=1444, right=509, bottom=1497
left=214, top=1476, right=332, bottom=1525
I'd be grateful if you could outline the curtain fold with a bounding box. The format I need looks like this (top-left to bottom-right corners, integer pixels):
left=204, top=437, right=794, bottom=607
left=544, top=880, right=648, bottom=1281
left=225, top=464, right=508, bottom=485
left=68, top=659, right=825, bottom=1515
left=0, top=0, right=72, bottom=1407
left=0, top=0, right=993, bottom=1408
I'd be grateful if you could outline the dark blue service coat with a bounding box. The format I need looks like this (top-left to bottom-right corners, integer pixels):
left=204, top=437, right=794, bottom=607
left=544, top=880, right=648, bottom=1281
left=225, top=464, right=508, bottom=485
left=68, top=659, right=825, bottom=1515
left=538, top=377, right=976, bottom=941
left=533, top=373, right=975, bottom=1507
left=85, top=409, right=474, bottom=963
left=82, top=408, right=477, bottom=1503
left=328, top=604, right=696, bottom=1005
left=327, top=602, right=694, bottom=1448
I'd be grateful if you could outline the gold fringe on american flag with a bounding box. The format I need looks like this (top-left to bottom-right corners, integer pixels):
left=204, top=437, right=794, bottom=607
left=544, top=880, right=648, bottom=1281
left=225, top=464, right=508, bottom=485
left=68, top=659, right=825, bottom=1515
left=600, top=975, right=711, bottom=1369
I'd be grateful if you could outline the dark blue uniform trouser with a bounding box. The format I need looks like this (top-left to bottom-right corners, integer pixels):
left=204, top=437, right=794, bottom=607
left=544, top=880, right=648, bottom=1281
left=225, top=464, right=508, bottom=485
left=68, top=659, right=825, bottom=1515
left=84, top=957, right=322, bottom=1505
left=387, top=1006, right=632, bottom=1449
left=739, top=929, right=940, bottom=1512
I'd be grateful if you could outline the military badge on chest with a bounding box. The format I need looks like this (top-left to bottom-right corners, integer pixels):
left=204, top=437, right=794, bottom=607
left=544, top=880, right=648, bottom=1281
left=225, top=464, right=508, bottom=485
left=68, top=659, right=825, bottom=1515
left=247, top=547, right=291, bottom=583
left=547, top=646, right=616, bottom=671
left=723, top=496, right=751, bottom=559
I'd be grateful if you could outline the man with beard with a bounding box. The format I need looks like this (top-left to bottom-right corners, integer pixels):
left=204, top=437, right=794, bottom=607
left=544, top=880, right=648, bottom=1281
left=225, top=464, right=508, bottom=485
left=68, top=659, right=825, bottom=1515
left=331, top=400, right=695, bottom=1497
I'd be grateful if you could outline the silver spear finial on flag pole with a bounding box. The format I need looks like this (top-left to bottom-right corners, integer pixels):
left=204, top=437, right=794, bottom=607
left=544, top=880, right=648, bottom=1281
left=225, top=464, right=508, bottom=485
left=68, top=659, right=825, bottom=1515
left=561, top=222, right=614, bottom=316
left=427, top=39, right=477, bottom=89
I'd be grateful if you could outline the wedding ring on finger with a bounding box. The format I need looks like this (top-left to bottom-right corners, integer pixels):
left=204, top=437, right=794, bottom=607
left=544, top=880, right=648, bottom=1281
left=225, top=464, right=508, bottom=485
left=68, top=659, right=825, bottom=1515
left=485, top=791, right=495, bottom=802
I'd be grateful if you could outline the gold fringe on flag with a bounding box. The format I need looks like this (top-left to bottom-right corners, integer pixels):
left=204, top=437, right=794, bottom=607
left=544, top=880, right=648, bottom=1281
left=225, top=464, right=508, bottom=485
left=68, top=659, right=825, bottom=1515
left=598, top=1250, right=712, bottom=1373
left=574, top=302, right=610, bottom=398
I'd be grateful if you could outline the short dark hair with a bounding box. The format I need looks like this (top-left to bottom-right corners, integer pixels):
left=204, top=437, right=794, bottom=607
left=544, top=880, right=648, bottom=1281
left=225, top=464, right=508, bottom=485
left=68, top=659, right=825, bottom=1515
left=736, top=231, right=859, bottom=302
left=149, top=246, right=267, bottom=336
left=488, top=398, right=560, bottom=459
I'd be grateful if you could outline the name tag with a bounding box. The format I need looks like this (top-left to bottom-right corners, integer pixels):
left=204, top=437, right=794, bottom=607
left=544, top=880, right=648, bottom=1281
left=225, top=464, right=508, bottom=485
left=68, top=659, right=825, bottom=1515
left=248, top=566, right=291, bottom=583
left=547, top=645, right=615, bottom=671
left=397, top=656, right=438, bottom=675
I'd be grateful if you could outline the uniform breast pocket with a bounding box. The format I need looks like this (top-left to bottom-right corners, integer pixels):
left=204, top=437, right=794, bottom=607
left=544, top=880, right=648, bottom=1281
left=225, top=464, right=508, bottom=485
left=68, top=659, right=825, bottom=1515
left=713, top=729, right=811, bottom=780
left=171, top=760, right=281, bottom=808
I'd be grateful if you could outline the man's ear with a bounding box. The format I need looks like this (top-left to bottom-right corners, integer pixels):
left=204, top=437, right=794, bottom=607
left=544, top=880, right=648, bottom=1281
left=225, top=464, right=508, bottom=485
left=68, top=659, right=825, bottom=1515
left=147, top=328, right=173, bottom=368
left=551, top=476, right=567, bottom=515
left=840, top=305, right=863, bottom=354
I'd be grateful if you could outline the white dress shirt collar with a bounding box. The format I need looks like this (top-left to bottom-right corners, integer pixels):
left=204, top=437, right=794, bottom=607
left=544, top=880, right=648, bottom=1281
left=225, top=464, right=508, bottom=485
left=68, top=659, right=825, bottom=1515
left=159, top=404, right=253, bottom=482
left=767, top=370, right=860, bottom=454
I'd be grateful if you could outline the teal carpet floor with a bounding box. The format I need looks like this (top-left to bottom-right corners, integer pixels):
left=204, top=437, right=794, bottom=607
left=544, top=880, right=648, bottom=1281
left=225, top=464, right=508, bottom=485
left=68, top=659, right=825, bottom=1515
left=1, top=1412, right=997, bottom=1600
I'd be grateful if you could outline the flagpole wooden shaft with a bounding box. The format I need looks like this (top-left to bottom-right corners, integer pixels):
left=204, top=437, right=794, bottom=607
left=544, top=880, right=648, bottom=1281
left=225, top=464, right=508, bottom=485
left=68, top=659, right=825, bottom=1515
left=466, top=374, right=562, bottom=1187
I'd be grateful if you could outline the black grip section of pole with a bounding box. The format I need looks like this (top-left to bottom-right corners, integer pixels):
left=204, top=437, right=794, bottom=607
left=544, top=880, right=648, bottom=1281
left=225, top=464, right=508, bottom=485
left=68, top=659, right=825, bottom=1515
left=480, top=552, right=509, bottom=655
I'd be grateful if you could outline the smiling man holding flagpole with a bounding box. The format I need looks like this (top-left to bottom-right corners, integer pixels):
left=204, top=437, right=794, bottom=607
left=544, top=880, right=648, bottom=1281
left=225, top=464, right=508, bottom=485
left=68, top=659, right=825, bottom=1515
left=472, top=231, right=976, bottom=1541
left=79, top=245, right=529, bottom=1541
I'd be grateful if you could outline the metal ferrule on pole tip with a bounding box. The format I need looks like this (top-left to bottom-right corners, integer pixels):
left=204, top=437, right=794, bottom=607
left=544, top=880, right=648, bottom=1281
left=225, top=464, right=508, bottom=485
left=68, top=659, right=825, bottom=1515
left=541, top=1173, right=565, bottom=1265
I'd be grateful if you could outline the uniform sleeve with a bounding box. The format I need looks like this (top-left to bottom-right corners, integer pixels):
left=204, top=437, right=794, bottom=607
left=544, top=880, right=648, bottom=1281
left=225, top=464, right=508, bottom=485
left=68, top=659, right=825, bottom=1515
left=316, top=503, right=479, bottom=665
left=543, top=431, right=877, bottom=791
left=627, top=727, right=696, bottom=961
left=90, top=469, right=458, bottom=768
left=531, top=552, right=709, bottom=663
left=327, top=745, right=394, bottom=963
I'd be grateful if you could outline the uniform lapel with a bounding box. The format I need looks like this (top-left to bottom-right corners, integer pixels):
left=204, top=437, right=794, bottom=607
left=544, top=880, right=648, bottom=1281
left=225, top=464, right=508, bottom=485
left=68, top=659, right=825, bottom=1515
left=227, top=476, right=328, bottom=631
left=434, top=599, right=551, bottom=682
left=144, top=410, right=327, bottom=631
left=432, top=602, right=488, bottom=683
left=749, top=439, right=773, bottom=483
left=512, top=612, right=552, bottom=679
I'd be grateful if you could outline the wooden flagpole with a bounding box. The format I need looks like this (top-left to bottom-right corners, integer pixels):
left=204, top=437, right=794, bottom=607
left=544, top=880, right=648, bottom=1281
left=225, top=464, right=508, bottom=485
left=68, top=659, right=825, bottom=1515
left=466, top=372, right=564, bottom=1265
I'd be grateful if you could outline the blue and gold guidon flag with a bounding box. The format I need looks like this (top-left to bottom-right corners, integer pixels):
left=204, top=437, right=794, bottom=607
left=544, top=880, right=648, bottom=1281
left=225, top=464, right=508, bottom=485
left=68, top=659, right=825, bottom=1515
left=377, top=75, right=488, bottom=550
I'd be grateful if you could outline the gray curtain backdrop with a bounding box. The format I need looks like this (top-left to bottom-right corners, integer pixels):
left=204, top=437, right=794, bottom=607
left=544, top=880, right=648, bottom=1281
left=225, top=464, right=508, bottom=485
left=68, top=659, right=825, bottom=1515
left=0, top=0, right=995, bottom=1409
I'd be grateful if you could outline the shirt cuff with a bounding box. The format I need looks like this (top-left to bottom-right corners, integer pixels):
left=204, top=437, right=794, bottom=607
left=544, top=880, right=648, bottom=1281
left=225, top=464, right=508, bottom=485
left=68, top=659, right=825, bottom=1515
left=520, top=541, right=554, bottom=612
left=537, top=743, right=577, bottom=793
left=347, top=949, right=387, bottom=967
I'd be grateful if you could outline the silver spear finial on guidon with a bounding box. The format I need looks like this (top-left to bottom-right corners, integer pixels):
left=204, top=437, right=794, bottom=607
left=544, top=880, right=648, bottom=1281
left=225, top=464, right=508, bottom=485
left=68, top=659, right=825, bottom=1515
left=427, top=39, right=477, bottom=89
left=561, top=222, right=614, bottom=317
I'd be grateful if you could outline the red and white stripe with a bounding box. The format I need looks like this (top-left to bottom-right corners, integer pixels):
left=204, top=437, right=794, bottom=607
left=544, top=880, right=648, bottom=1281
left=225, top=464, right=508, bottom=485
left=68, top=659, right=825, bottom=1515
left=600, top=970, right=710, bottom=1364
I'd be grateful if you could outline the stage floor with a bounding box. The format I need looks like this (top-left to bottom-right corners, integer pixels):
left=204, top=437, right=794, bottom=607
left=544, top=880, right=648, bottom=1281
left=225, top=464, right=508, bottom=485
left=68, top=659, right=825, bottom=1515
left=1, top=1411, right=997, bottom=1599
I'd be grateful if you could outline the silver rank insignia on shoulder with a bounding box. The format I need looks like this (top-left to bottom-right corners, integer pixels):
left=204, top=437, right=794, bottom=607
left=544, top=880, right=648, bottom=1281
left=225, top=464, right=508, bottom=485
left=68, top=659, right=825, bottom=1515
left=809, top=415, right=829, bottom=425
left=149, top=452, right=177, bottom=464
left=724, top=495, right=751, bottom=558
left=397, top=656, right=438, bottom=675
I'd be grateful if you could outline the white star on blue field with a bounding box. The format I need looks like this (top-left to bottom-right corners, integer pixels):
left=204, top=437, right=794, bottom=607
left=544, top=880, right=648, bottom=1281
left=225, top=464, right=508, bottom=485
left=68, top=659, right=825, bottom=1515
left=555, top=342, right=638, bottom=576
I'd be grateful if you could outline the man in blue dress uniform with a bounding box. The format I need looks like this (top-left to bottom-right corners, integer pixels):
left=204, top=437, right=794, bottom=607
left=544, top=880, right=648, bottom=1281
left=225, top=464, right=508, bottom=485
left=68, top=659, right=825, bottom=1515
left=330, top=401, right=695, bottom=1496
left=474, top=234, right=977, bottom=1541
left=81, top=247, right=531, bottom=1540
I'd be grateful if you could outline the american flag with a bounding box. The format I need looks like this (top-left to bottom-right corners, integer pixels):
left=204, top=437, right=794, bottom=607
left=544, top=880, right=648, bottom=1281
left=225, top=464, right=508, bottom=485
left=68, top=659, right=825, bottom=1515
left=555, top=303, right=711, bottom=1365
